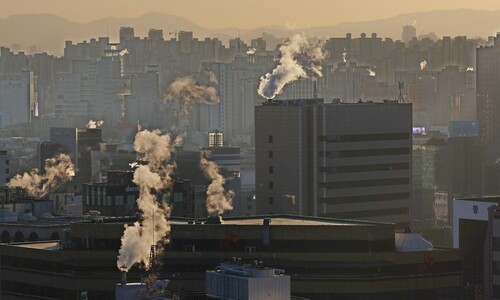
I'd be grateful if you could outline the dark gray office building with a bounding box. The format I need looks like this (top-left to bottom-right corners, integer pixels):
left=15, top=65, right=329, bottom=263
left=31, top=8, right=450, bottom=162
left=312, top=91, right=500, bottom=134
left=255, top=99, right=412, bottom=228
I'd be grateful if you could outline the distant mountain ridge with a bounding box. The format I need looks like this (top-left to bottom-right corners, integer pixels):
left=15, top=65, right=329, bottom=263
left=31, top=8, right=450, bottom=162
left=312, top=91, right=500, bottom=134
left=1, top=9, right=499, bottom=56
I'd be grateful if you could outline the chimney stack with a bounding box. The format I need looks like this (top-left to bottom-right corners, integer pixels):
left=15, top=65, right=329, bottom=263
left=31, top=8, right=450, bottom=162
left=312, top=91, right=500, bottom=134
left=121, top=270, right=127, bottom=285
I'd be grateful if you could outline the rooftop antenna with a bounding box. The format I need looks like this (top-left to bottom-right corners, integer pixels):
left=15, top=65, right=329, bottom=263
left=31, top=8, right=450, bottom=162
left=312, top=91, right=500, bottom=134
left=398, top=81, right=405, bottom=103
left=106, top=24, right=109, bottom=39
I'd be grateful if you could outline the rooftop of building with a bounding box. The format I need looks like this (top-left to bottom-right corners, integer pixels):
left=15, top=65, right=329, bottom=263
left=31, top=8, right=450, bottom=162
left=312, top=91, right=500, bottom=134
left=67, top=214, right=391, bottom=228
left=0, top=213, right=393, bottom=226
left=0, top=218, right=86, bottom=227
left=13, top=241, right=59, bottom=250
left=454, top=195, right=500, bottom=203
left=180, top=214, right=392, bottom=227
left=261, top=98, right=404, bottom=107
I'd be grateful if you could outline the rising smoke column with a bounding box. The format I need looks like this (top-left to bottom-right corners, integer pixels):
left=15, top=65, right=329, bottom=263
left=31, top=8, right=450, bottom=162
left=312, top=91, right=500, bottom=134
left=257, top=34, right=327, bottom=99
left=8, top=153, right=76, bottom=198
left=164, top=76, right=220, bottom=114
left=86, top=119, right=104, bottom=129
left=117, top=130, right=182, bottom=272
left=202, top=70, right=219, bottom=85
left=200, top=157, right=234, bottom=216
left=420, top=60, right=428, bottom=70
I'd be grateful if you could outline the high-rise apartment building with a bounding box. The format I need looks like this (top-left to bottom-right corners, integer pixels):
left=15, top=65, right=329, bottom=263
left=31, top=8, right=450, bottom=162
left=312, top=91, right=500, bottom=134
left=402, top=25, right=417, bottom=45
left=125, top=70, right=162, bottom=129
left=255, top=99, right=412, bottom=228
left=477, top=33, right=500, bottom=163
left=196, top=58, right=265, bottom=146
left=119, top=27, right=135, bottom=44
left=0, top=70, right=36, bottom=127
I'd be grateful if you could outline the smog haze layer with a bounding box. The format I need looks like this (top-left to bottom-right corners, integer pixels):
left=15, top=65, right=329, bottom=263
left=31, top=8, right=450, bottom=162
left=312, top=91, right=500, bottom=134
left=2, top=0, right=500, bottom=28
left=3, top=0, right=500, bottom=56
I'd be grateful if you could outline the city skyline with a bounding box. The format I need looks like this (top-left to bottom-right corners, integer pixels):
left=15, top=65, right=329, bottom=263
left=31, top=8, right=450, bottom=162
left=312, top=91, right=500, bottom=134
left=2, top=2, right=500, bottom=298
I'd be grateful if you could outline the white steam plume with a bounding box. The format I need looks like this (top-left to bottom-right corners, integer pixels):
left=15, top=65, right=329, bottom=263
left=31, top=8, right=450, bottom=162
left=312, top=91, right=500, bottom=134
left=420, top=60, right=428, bottom=70
left=119, top=49, right=129, bottom=57
left=8, top=153, right=76, bottom=198
left=117, top=130, right=182, bottom=272
left=246, top=48, right=256, bottom=55
left=367, top=69, right=376, bottom=77
left=208, top=72, right=218, bottom=84
left=200, top=157, right=234, bottom=216
left=202, top=70, right=219, bottom=84
left=87, top=119, right=104, bottom=129
left=201, top=70, right=219, bottom=84
left=164, top=76, right=219, bottom=114
left=257, top=34, right=327, bottom=99
left=467, top=67, right=474, bottom=71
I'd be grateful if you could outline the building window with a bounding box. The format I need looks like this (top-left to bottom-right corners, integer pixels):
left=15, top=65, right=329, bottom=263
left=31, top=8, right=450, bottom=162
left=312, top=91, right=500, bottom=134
left=5, top=159, right=8, bottom=165
left=269, top=166, right=273, bottom=174
left=185, top=245, right=196, bottom=252
left=269, top=135, right=273, bottom=143
left=115, top=195, right=124, bottom=206
left=5, top=168, right=8, bottom=174
left=126, top=195, right=134, bottom=205
left=493, top=237, right=500, bottom=251
left=269, top=197, right=274, bottom=205
left=269, top=182, right=273, bottom=189
left=494, top=261, right=500, bottom=275
left=268, top=151, right=273, bottom=159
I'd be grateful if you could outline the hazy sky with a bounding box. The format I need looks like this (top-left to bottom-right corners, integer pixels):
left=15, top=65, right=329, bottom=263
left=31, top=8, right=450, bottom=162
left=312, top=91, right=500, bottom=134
left=2, top=0, right=500, bottom=28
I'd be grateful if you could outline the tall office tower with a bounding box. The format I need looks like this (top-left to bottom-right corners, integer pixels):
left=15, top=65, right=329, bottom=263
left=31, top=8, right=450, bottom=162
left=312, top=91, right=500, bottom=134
left=477, top=33, right=500, bottom=164
left=412, top=131, right=448, bottom=231
left=256, top=99, right=412, bottom=228
left=402, top=25, right=417, bottom=45
left=448, top=121, right=483, bottom=222
left=0, top=70, right=36, bottom=127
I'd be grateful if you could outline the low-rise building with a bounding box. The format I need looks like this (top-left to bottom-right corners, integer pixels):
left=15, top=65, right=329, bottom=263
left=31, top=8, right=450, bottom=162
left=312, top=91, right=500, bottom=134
left=0, top=215, right=462, bottom=299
